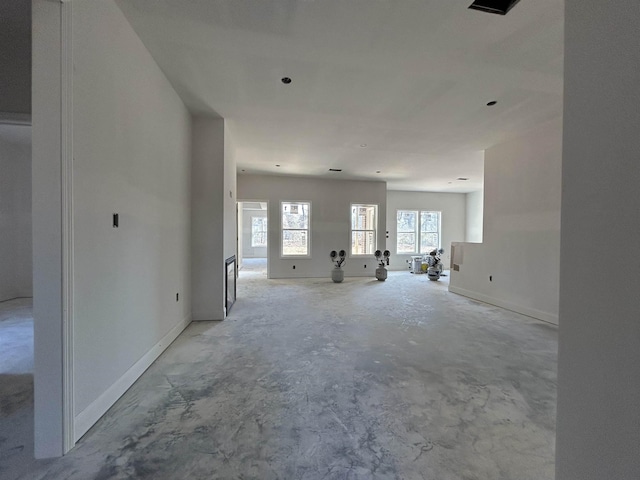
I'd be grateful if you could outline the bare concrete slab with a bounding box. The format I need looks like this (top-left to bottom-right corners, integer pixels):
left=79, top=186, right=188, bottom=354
left=8, top=272, right=556, bottom=479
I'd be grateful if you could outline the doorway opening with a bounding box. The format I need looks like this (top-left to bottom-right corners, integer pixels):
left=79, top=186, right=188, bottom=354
left=0, top=122, right=35, bottom=476
left=237, top=201, right=268, bottom=279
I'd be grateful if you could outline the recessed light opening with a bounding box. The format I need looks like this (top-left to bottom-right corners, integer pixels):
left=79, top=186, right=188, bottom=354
left=457, top=177, right=469, bottom=181
left=487, top=100, right=498, bottom=106
left=360, top=144, right=367, bottom=148
left=275, top=164, right=281, bottom=167
left=281, top=77, right=292, bottom=84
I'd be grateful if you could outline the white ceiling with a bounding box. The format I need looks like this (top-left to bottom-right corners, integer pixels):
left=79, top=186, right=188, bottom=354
left=116, top=0, right=564, bottom=193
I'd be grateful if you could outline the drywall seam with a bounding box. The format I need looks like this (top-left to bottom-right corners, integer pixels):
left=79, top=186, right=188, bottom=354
left=448, top=285, right=558, bottom=325
left=73, top=314, right=192, bottom=441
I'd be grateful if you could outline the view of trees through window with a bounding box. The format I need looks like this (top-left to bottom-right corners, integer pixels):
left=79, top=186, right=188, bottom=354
left=281, top=202, right=310, bottom=256
left=251, top=216, right=267, bottom=247
left=351, top=204, right=377, bottom=255
left=397, top=210, right=440, bottom=254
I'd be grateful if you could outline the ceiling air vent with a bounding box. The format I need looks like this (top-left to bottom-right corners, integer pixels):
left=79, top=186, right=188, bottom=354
left=468, top=0, right=522, bottom=15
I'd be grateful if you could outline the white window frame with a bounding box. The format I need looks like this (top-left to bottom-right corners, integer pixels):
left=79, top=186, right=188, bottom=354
left=396, top=210, right=419, bottom=254
left=419, top=210, right=441, bottom=254
left=396, top=209, right=441, bottom=254
left=350, top=204, right=378, bottom=256
left=280, top=201, right=311, bottom=257
left=251, top=216, right=268, bottom=248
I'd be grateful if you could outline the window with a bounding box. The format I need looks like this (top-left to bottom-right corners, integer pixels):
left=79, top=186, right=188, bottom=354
left=396, top=210, right=441, bottom=254
left=420, top=211, right=440, bottom=253
left=281, top=202, right=310, bottom=256
left=397, top=210, right=418, bottom=254
left=251, top=216, right=267, bottom=247
left=351, top=204, right=377, bottom=255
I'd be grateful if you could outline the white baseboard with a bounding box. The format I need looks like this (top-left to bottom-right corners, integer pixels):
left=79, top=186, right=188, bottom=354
left=448, top=285, right=558, bottom=325
left=192, top=311, right=224, bottom=321
left=0, top=112, right=31, bottom=125
left=73, top=314, right=192, bottom=441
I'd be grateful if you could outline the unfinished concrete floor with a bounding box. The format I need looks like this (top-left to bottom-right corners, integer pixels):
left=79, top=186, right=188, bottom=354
left=13, top=272, right=556, bottom=479
left=0, top=298, right=40, bottom=480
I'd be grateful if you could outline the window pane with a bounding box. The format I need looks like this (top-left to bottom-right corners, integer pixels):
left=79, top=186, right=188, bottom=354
left=352, top=231, right=376, bottom=255
left=397, top=232, right=416, bottom=254
left=282, top=202, right=309, bottom=229
left=351, top=204, right=377, bottom=254
left=420, top=211, right=439, bottom=233
left=251, top=217, right=267, bottom=247
left=351, top=205, right=376, bottom=229
left=282, top=230, right=308, bottom=256
left=397, top=210, right=417, bottom=233
left=420, top=232, right=439, bottom=253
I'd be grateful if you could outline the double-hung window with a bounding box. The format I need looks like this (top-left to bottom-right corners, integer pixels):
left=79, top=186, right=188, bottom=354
left=281, top=201, right=310, bottom=256
left=396, top=210, right=441, bottom=254
left=396, top=210, right=418, bottom=254
left=351, top=204, right=377, bottom=255
left=419, top=211, right=440, bottom=253
left=251, top=216, right=268, bottom=247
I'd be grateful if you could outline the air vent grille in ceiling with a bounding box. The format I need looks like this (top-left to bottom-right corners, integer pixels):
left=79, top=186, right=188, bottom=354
left=468, top=0, right=522, bottom=15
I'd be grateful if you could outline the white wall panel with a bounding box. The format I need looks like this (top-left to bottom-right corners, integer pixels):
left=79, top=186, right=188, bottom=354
left=449, top=118, right=562, bottom=324
left=238, top=175, right=386, bottom=278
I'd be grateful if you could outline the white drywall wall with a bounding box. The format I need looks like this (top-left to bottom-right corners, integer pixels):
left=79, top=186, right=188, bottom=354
left=238, top=174, right=386, bottom=278
left=449, top=118, right=562, bottom=324
left=191, top=116, right=225, bottom=321
left=237, top=204, right=244, bottom=269
left=223, top=124, right=237, bottom=311
left=556, top=2, right=640, bottom=478
left=0, top=125, right=32, bottom=301
left=32, top=0, right=65, bottom=456
left=465, top=190, right=483, bottom=243
left=71, top=0, right=191, bottom=430
left=386, top=191, right=466, bottom=271
left=0, top=0, right=31, bottom=115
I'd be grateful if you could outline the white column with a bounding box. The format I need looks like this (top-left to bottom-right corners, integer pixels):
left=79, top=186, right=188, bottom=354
left=32, top=0, right=74, bottom=458
left=191, top=116, right=226, bottom=320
